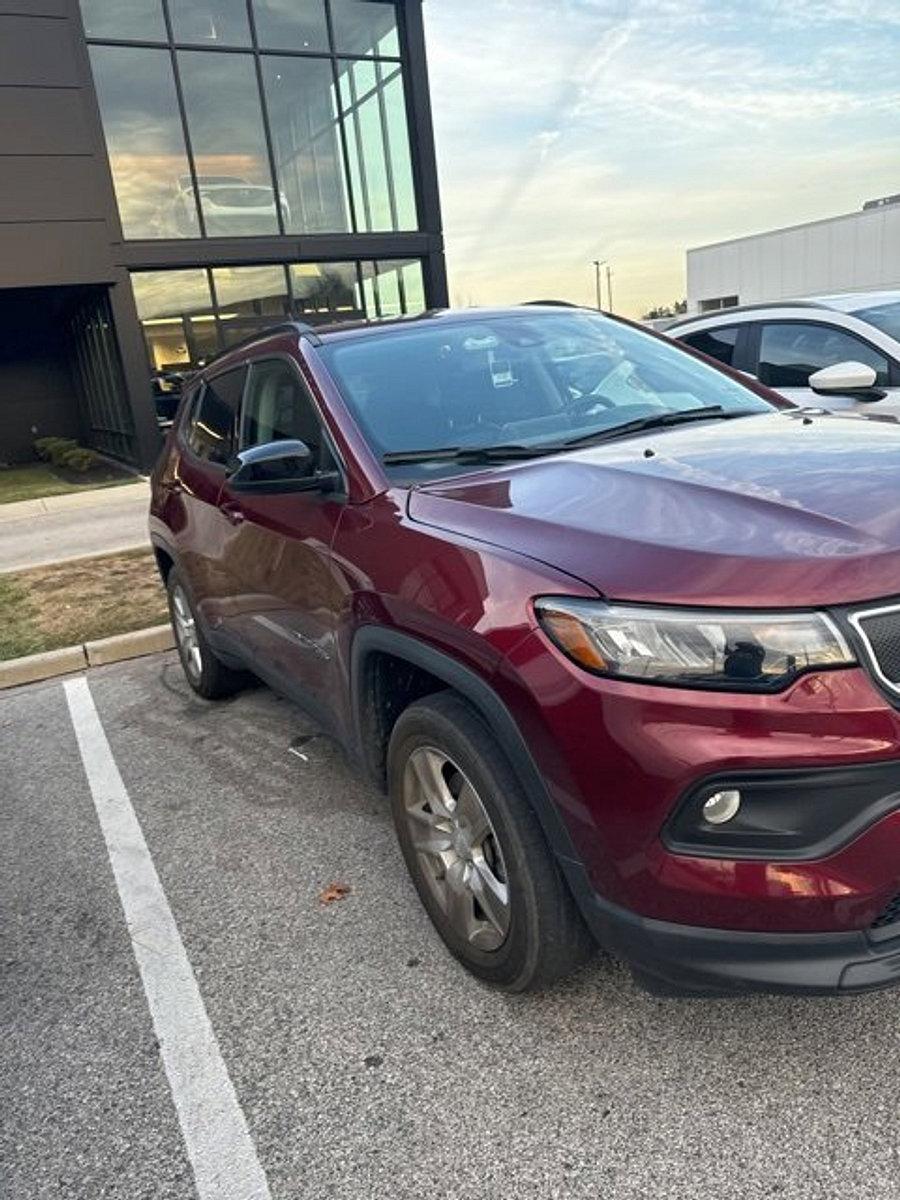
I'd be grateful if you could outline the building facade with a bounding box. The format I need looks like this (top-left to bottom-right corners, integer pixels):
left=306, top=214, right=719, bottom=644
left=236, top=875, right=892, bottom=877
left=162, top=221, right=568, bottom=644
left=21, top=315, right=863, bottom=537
left=686, top=198, right=900, bottom=316
left=0, top=0, right=447, bottom=468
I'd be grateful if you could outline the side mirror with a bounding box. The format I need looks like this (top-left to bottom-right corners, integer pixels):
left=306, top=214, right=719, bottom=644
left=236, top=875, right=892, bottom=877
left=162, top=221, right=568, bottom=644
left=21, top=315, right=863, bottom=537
left=808, top=361, right=883, bottom=400
left=227, top=439, right=338, bottom=493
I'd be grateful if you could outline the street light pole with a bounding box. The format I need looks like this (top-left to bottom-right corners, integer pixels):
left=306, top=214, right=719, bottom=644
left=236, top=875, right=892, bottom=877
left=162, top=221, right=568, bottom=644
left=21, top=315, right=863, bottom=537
left=591, top=259, right=607, bottom=311
left=605, top=263, right=614, bottom=313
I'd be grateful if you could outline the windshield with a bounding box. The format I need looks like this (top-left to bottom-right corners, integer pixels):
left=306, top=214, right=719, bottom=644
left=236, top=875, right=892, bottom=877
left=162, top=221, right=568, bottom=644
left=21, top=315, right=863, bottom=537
left=319, top=312, right=772, bottom=478
left=853, top=301, right=900, bottom=342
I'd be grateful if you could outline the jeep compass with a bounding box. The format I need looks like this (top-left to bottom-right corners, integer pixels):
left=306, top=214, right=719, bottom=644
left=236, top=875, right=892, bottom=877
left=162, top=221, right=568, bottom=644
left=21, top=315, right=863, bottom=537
left=150, top=306, right=900, bottom=995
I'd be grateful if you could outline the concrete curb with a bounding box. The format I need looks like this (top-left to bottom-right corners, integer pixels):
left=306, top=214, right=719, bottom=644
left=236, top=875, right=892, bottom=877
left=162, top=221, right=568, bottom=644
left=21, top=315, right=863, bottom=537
left=0, top=624, right=174, bottom=690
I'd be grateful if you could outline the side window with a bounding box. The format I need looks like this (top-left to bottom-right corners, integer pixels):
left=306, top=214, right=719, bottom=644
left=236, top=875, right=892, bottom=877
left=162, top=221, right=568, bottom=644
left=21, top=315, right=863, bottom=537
left=239, top=359, right=326, bottom=474
left=186, top=367, right=245, bottom=465
left=758, top=323, right=889, bottom=388
left=680, top=326, right=739, bottom=368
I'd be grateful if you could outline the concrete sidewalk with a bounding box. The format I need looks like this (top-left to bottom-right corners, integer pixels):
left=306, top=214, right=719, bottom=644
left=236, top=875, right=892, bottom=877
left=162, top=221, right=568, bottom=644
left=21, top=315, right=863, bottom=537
left=0, top=479, right=151, bottom=572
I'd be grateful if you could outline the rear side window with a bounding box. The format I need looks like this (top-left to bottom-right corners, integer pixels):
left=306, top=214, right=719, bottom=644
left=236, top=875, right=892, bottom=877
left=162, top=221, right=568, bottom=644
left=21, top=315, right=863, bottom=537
left=186, top=367, right=246, bottom=464
left=758, top=323, right=889, bottom=388
left=679, top=326, right=739, bottom=368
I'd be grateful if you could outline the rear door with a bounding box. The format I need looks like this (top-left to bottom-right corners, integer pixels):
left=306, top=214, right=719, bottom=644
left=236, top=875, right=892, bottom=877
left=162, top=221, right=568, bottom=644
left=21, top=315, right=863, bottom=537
left=168, top=366, right=246, bottom=625
left=215, top=355, right=348, bottom=719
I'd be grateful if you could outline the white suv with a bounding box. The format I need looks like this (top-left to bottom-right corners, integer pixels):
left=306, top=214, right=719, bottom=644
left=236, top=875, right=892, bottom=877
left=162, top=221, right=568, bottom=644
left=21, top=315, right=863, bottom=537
left=669, top=292, right=900, bottom=416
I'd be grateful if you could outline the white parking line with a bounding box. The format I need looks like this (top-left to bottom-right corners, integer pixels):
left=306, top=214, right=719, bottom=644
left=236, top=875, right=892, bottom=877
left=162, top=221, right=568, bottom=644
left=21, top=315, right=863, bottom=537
left=64, top=676, right=273, bottom=1200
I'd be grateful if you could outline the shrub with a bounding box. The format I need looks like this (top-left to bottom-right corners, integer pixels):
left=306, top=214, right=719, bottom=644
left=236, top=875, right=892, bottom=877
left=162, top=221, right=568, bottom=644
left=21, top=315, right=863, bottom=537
left=48, top=440, right=80, bottom=467
left=34, top=436, right=76, bottom=462
left=59, top=447, right=98, bottom=473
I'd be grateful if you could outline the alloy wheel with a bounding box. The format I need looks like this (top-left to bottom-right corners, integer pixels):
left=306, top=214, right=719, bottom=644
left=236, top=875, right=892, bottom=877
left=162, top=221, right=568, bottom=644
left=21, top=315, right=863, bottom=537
left=171, top=585, right=202, bottom=683
left=402, top=746, right=511, bottom=950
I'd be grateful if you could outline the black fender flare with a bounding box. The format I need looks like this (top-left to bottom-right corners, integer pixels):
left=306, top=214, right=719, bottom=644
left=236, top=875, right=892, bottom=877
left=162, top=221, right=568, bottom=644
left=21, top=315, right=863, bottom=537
left=350, top=626, right=592, bottom=890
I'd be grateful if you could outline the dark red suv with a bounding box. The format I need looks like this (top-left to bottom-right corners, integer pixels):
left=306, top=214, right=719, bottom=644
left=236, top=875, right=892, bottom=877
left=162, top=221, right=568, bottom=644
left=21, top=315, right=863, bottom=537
left=151, top=305, right=900, bottom=995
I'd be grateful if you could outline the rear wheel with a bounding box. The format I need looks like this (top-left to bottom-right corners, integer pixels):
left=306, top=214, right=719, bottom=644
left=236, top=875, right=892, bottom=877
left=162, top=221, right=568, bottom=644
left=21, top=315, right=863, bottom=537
left=166, top=568, right=246, bottom=700
left=387, top=692, right=593, bottom=991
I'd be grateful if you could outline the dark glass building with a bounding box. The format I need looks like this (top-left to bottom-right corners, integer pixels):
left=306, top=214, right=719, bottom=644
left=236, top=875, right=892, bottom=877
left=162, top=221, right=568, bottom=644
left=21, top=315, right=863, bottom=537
left=0, top=0, right=446, bottom=468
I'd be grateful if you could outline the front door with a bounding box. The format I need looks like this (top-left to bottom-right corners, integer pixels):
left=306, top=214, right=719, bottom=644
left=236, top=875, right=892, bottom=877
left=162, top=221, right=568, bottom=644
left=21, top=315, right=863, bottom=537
left=755, top=321, right=900, bottom=416
left=215, top=356, right=348, bottom=719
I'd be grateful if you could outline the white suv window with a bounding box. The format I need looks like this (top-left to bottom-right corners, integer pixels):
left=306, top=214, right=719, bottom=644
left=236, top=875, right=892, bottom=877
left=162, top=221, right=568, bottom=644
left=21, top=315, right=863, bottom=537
left=679, top=326, right=739, bottom=368
left=758, top=322, right=889, bottom=388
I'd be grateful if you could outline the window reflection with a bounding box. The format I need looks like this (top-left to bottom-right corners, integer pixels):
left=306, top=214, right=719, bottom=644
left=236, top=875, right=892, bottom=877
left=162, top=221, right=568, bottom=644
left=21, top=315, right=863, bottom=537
left=132, top=269, right=215, bottom=371
left=131, top=257, right=426, bottom=381
left=213, top=266, right=288, bottom=343
left=289, top=262, right=362, bottom=318
left=331, top=0, right=399, bottom=57
left=178, top=51, right=279, bottom=236
left=253, top=0, right=329, bottom=51
left=168, top=0, right=250, bottom=45
left=338, top=58, right=417, bottom=231
left=360, top=260, right=426, bottom=318
left=80, top=0, right=166, bottom=41
left=89, top=46, right=196, bottom=240
left=262, top=57, right=351, bottom=234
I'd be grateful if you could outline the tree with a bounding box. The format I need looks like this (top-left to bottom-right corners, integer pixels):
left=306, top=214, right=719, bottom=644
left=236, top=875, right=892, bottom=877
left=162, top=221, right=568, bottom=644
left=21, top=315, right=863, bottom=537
left=642, top=298, right=687, bottom=320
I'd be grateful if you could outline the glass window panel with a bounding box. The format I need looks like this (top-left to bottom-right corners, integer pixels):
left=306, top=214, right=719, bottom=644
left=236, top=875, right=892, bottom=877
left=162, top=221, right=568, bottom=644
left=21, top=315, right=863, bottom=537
left=90, top=47, right=196, bottom=240
left=261, top=57, right=351, bottom=234
left=289, top=262, right=363, bottom=319
left=169, top=0, right=251, bottom=45
left=178, top=51, right=278, bottom=236
left=188, top=368, right=244, bottom=463
left=212, top=266, right=289, bottom=316
left=401, top=260, right=426, bottom=314
left=361, top=260, right=423, bottom=318
left=758, top=322, right=890, bottom=388
left=132, top=269, right=214, bottom=371
left=338, top=59, right=417, bottom=231
left=331, top=1, right=399, bottom=57
left=680, top=326, right=739, bottom=368
left=252, top=0, right=329, bottom=51
left=80, top=0, right=166, bottom=41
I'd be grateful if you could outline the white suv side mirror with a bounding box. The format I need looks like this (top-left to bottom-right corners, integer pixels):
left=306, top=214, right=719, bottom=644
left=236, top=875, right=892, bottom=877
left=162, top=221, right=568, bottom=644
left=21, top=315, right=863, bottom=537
left=808, top=361, right=878, bottom=394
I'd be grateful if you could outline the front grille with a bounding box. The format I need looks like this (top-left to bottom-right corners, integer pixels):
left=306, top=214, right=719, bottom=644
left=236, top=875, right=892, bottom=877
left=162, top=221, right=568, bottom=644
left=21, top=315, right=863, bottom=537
left=850, top=603, right=900, bottom=692
left=872, top=892, right=900, bottom=930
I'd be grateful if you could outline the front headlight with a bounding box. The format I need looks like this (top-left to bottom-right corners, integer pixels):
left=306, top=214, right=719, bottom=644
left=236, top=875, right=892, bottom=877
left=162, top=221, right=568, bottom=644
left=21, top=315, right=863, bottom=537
left=534, top=598, right=855, bottom=691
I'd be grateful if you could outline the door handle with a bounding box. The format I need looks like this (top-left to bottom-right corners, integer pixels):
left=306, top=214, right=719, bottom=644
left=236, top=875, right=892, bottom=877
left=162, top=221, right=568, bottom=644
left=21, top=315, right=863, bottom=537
left=219, top=501, right=245, bottom=526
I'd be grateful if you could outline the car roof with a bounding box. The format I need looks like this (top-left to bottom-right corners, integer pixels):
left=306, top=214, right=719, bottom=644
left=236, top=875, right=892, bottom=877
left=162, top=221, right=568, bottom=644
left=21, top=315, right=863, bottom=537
left=670, top=290, right=900, bottom=330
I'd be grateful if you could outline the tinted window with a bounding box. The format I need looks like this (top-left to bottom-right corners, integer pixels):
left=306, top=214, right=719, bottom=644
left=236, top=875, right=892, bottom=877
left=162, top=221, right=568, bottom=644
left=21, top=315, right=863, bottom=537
left=187, top=368, right=245, bottom=463
left=261, top=55, right=351, bottom=234
left=80, top=0, right=165, bottom=40
left=319, top=312, right=770, bottom=471
left=240, top=360, right=322, bottom=462
left=680, top=326, right=739, bottom=368
left=168, top=0, right=250, bottom=44
left=758, top=322, right=889, bottom=388
left=178, top=51, right=277, bottom=236
left=89, top=46, right=195, bottom=239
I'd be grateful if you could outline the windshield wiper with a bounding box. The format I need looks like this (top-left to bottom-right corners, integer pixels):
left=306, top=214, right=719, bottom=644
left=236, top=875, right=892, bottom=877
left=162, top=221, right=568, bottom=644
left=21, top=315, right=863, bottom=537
left=383, top=443, right=559, bottom=466
left=559, top=405, right=754, bottom=449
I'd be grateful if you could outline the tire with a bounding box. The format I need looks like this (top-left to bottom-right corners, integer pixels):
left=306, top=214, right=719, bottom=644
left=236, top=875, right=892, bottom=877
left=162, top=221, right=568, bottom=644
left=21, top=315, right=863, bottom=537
left=387, top=692, right=594, bottom=991
left=166, top=568, right=247, bottom=700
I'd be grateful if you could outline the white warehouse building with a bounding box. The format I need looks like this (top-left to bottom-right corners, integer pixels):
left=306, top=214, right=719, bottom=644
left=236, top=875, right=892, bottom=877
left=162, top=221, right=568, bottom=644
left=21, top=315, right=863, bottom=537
left=686, top=195, right=900, bottom=315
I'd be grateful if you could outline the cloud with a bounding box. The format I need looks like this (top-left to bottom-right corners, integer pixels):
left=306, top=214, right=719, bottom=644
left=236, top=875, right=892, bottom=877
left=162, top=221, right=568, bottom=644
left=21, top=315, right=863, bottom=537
left=424, top=0, right=900, bottom=316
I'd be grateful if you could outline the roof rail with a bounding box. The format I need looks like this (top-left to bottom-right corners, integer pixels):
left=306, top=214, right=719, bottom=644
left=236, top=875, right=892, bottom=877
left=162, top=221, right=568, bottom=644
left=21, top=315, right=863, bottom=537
left=196, top=319, right=323, bottom=372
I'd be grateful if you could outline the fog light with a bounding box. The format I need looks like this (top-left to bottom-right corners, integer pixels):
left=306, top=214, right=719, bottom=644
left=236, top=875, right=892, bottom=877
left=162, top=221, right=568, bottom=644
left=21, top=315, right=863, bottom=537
left=702, top=788, right=741, bottom=825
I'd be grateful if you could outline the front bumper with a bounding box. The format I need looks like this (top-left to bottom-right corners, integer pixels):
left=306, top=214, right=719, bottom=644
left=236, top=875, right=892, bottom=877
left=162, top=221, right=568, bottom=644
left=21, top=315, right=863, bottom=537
left=581, top=881, right=900, bottom=996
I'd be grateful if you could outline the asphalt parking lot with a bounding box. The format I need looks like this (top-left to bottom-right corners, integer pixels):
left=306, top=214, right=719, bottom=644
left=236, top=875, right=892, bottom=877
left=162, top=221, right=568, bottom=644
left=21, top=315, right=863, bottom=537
left=3, top=652, right=899, bottom=1199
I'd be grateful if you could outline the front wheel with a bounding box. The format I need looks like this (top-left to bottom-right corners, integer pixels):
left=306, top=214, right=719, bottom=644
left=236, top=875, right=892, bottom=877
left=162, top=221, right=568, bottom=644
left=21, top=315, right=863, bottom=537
left=166, top=568, right=246, bottom=700
left=387, top=692, right=593, bottom=991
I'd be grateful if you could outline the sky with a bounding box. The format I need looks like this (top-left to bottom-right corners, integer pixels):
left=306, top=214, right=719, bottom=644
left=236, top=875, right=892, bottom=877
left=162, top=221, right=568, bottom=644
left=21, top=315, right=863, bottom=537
left=422, top=0, right=900, bottom=318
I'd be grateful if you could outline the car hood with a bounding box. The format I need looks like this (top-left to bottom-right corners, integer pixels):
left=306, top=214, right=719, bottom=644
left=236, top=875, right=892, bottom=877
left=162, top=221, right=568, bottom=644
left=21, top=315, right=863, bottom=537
left=406, top=411, right=900, bottom=607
